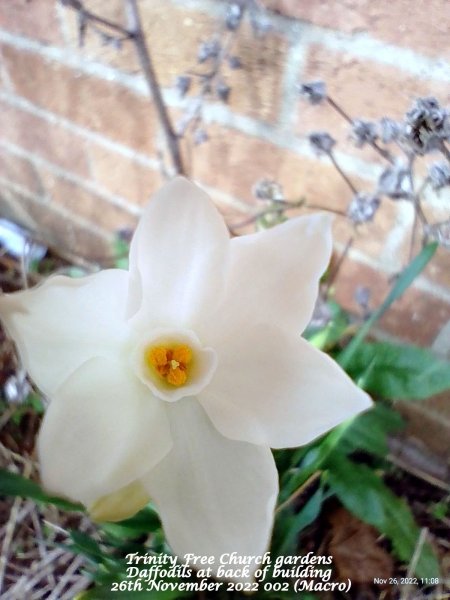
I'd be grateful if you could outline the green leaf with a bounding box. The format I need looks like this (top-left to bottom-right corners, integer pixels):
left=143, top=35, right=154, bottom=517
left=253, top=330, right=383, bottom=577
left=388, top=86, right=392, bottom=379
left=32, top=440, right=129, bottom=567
left=327, top=455, right=440, bottom=578
left=339, top=242, right=438, bottom=368
left=113, top=236, right=130, bottom=270
left=0, top=469, right=83, bottom=511
left=336, top=403, right=404, bottom=457
left=275, top=485, right=324, bottom=556
left=345, top=341, right=450, bottom=400
left=101, top=505, right=162, bottom=539
left=68, top=530, right=107, bottom=564
left=305, top=301, right=349, bottom=351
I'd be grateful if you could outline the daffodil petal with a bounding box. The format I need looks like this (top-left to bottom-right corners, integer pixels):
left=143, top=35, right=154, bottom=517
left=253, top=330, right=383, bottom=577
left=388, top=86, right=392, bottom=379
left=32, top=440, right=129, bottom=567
left=200, top=325, right=372, bottom=448
left=140, top=398, right=278, bottom=581
left=200, top=214, right=332, bottom=342
left=127, top=177, right=229, bottom=328
left=38, top=357, right=172, bottom=507
left=0, top=270, right=129, bottom=396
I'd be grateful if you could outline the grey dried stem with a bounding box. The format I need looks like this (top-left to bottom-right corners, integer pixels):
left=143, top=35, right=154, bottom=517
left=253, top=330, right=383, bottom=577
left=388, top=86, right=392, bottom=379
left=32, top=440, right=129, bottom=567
left=326, top=96, right=395, bottom=164
left=60, top=0, right=186, bottom=176
left=177, top=9, right=246, bottom=142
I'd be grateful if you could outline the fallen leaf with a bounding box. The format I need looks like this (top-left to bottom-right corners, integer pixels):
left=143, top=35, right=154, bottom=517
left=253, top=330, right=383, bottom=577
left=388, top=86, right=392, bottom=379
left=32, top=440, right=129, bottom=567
left=329, top=507, right=394, bottom=584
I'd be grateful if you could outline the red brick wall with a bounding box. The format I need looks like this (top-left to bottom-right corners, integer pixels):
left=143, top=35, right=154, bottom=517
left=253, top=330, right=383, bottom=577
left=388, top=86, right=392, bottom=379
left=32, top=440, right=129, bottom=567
left=0, top=0, right=449, bottom=347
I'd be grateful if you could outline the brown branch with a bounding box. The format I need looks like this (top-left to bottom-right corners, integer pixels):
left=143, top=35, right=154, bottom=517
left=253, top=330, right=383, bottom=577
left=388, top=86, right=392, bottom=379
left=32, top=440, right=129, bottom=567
left=125, top=0, right=186, bottom=175
left=60, top=0, right=186, bottom=176
left=61, top=0, right=131, bottom=37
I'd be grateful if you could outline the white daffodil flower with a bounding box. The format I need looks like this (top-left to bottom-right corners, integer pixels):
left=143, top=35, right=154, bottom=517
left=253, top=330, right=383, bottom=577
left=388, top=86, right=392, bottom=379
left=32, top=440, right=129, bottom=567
left=0, top=177, right=371, bottom=578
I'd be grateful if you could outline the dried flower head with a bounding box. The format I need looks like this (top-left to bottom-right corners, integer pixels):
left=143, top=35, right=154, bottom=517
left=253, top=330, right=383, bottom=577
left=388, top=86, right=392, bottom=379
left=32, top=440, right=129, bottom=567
left=379, top=117, right=402, bottom=144
left=226, top=3, right=244, bottom=30
left=424, top=219, right=450, bottom=249
left=351, top=119, right=378, bottom=148
left=227, top=55, right=242, bottom=69
left=197, top=39, right=221, bottom=63
left=175, top=75, right=191, bottom=97
left=404, top=97, right=450, bottom=154
left=253, top=178, right=284, bottom=202
left=193, top=128, right=209, bottom=145
left=378, top=163, right=412, bottom=200
left=428, top=162, right=450, bottom=191
left=347, top=193, right=381, bottom=224
left=298, top=81, right=327, bottom=105
left=216, top=80, right=231, bottom=102
left=309, top=131, right=336, bottom=155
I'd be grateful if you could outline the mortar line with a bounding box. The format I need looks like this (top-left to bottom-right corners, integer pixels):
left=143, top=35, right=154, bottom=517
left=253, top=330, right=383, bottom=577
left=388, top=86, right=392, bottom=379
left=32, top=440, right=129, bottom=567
left=0, top=176, right=115, bottom=242
left=167, top=0, right=450, bottom=81
left=0, top=140, right=143, bottom=217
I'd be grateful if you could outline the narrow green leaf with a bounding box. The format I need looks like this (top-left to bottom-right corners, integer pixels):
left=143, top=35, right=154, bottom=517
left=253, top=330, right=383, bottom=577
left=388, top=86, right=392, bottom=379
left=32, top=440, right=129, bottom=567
left=100, top=506, right=161, bottom=541
left=68, top=530, right=107, bottom=564
left=327, top=455, right=440, bottom=578
left=339, top=242, right=438, bottom=368
left=275, top=485, right=324, bottom=556
left=346, top=341, right=450, bottom=400
left=305, top=302, right=349, bottom=351
left=336, top=403, right=404, bottom=457
left=0, top=469, right=83, bottom=511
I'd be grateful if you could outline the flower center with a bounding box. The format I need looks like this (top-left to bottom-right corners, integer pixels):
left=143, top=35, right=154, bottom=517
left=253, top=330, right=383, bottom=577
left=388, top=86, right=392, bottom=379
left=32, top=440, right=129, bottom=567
left=145, top=344, right=193, bottom=387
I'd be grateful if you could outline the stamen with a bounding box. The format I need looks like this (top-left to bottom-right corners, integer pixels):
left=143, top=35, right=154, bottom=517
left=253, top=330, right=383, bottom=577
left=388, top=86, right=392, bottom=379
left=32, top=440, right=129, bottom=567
left=145, top=343, right=193, bottom=387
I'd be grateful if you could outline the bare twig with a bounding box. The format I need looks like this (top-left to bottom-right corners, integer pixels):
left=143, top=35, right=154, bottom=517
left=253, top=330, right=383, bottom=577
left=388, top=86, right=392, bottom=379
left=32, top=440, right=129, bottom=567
left=0, top=462, right=32, bottom=593
left=328, top=150, right=359, bottom=194
left=276, top=470, right=322, bottom=513
left=47, top=554, right=86, bottom=600
left=61, top=0, right=131, bottom=36
left=400, top=527, right=429, bottom=600
left=125, top=0, right=186, bottom=175
left=406, top=153, right=429, bottom=227
left=326, top=96, right=395, bottom=164
left=229, top=198, right=347, bottom=231
left=60, top=0, right=185, bottom=176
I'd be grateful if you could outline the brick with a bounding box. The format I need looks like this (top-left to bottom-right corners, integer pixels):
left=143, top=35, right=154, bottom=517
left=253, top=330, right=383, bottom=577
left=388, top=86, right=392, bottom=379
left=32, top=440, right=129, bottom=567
left=263, top=0, right=450, bottom=59
left=190, top=124, right=324, bottom=200
left=423, top=246, right=450, bottom=291
left=0, top=100, right=89, bottom=176
left=88, top=144, right=162, bottom=205
left=60, top=1, right=286, bottom=122
left=0, top=149, right=44, bottom=195
left=333, top=258, right=450, bottom=346
left=59, top=0, right=140, bottom=73
left=42, top=174, right=138, bottom=233
left=0, top=0, right=62, bottom=46
left=298, top=45, right=449, bottom=159
left=397, top=398, right=450, bottom=461
left=141, top=3, right=285, bottom=121
left=139, top=3, right=215, bottom=87
left=220, top=20, right=287, bottom=121
left=0, top=186, right=111, bottom=259
left=1, top=45, right=158, bottom=155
